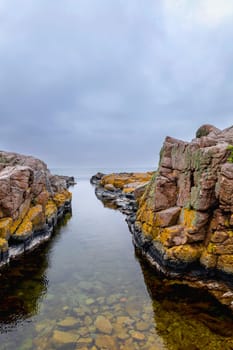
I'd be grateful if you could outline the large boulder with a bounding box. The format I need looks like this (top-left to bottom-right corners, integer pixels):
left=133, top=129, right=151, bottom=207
left=136, top=125, right=233, bottom=276
left=0, top=150, right=72, bottom=264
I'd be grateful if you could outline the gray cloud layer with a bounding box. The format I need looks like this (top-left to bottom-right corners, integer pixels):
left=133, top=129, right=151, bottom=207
left=0, top=0, right=233, bottom=169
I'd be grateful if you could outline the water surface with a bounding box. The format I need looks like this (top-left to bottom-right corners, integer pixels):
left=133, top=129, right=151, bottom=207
left=0, top=176, right=233, bottom=350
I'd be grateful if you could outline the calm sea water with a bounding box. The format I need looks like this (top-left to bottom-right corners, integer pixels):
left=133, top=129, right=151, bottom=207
left=0, top=169, right=233, bottom=350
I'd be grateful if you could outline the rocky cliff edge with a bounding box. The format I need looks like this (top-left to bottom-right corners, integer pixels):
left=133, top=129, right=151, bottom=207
left=135, top=124, right=233, bottom=278
left=0, top=150, right=73, bottom=266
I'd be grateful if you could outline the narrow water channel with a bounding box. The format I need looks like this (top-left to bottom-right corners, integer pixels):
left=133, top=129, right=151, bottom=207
left=0, top=178, right=233, bottom=350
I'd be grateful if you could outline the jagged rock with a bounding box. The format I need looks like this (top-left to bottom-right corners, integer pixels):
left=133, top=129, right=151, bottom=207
left=0, top=150, right=73, bottom=267
left=135, top=125, right=233, bottom=277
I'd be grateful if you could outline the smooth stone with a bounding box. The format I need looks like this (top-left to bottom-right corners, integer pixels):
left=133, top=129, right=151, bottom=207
left=130, top=331, right=145, bottom=341
left=52, top=330, right=78, bottom=344
left=94, top=315, right=113, bottom=334
left=106, top=294, right=119, bottom=305
left=86, top=298, right=95, bottom=305
left=78, top=327, right=89, bottom=337
left=116, top=316, right=134, bottom=325
left=114, top=324, right=130, bottom=340
left=84, top=316, right=92, bottom=326
left=58, top=316, right=78, bottom=328
left=95, top=335, right=117, bottom=350
left=135, top=321, right=150, bottom=331
left=76, top=337, right=93, bottom=346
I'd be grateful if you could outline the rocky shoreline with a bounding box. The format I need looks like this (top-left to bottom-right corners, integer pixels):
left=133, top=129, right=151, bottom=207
left=92, top=124, right=233, bottom=311
left=0, top=151, right=74, bottom=268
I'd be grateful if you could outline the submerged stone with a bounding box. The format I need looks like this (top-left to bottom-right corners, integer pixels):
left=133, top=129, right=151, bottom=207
left=94, top=315, right=113, bottom=334
left=52, top=330, right=78, bottom=344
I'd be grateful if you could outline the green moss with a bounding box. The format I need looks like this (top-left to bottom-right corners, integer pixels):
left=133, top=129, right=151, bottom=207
left=227, top=144, right=233, bottom=163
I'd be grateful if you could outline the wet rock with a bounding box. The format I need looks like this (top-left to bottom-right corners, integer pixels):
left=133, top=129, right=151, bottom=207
left=52, top=330, right=78, bottom=345
left=58, top=316, right=79, bottom=328
left=90, top=172, right=105, bottom=185
left=95, top=335, right=117, bottom=350
left=135, top=321, right=149, bottom=331
left=0, top=150, right=73, bottom=268
left=114, top=323, right=129, bottom=340
left=86, top=298, right=95, bottom=305
left=94, top=315, right=113, bottom=334
left=104, top=183, right=116, bottom=192
left=76, top=337, right=93, bottom=347
left=129, top=330, right=145, bottom=341
left=116, top=316, right=134, bottom=326
left=84, top=315, right=92, bottom=326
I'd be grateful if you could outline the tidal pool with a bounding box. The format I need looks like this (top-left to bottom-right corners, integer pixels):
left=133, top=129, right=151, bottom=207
left=0, top=178, right=233, bottom=350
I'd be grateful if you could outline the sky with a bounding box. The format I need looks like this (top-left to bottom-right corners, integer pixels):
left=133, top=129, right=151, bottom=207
left=0, top=0, right=233, bottom=169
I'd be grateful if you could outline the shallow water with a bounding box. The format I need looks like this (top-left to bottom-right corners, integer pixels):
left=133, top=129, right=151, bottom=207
left=0, top=178, right=233, bottom=350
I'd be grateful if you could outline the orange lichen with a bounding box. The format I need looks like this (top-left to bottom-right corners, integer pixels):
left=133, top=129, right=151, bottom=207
left=168, top=244, right=203, bottom=263
left=200, top=250, right=217, bottom=269
left=15, top=218, right=32, bottom=237
left=217, top=255, right=233, bottom=274
left=100, top=172, right=153, bottom=190
left=45, top=199, right=57, bottom=219
left=26, top=205, right=45, bottom=229
left=179, top=208, right=196, bottom=228
left=53, top=189, right=72, bottom=208
left=0, top=217, right=12, bottom=239
left=0, top=238, right=8, bottom=252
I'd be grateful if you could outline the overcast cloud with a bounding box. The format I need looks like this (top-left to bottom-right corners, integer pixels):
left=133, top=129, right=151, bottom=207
left=0, top=0, right=233, bottom=169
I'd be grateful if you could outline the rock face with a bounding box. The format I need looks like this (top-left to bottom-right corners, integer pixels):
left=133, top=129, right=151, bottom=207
left=0, top=150, right=73, bottom=267
left=134, top=125, right=233, bottom=278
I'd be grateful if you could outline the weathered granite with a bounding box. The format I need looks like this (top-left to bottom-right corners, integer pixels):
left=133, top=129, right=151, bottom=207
left=0, top=150, right=73, bottom=267
left=134, top=125, right=233, bottom=279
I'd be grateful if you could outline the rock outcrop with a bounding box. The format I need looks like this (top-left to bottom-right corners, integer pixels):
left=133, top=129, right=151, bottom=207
left=93, top=124, right=233, bottom=310
left=92, top=172, right=153, bottom=214
left=0, top=150, right=73, bottom=267
left=134, top=125, right=233, bottom=279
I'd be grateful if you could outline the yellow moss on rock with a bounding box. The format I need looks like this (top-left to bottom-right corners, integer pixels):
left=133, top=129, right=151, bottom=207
left=0, top=238, right=8, bottom=252
left=45, top=200, right=57, bottom=219
left=15, top=204, right=45, bottom=238
left=15, top=218, right=32, bottom=237
left=27, top=205, right=45, bottom=230
left=179, top=208, right=196, bottom=228
left=200, top=250, right=217, bottom=269
left=168, top=244, right=203, bottom=263
left=217, top=255, right=233, bottom=274
left=53, top=189, right=72, bottom=208
left=100, top=172, right=153, bottom=190
left=0, top=217, right=12, bottom=239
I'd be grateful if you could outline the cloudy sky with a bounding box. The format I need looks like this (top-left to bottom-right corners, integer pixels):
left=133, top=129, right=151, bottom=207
left=0, top=0, right=233, bottom=169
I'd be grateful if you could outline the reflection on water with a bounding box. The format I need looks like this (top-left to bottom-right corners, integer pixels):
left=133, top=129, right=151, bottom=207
left=136, top=251, right=233, bottom=349
left=0, top=212, right=72, bottom=334
left=0, top=179, right=233, bottom=350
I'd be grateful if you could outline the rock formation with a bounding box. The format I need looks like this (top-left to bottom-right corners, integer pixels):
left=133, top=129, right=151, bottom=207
left=92, top=172, right=153, bottom=214
left=134, top=124, right=233, bottom=278
left=93, top=124, right=233, bottom=310
left=0, top=150, right=73, bottom=267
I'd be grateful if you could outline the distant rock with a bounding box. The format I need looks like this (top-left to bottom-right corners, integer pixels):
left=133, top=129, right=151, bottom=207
left=90, top=172, right=105, bottom=184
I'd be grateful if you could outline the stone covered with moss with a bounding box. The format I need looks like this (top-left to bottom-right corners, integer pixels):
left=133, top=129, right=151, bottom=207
left=135, top=125, right=233, bottom=277
left=0, top=150, right=73, bottom=266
